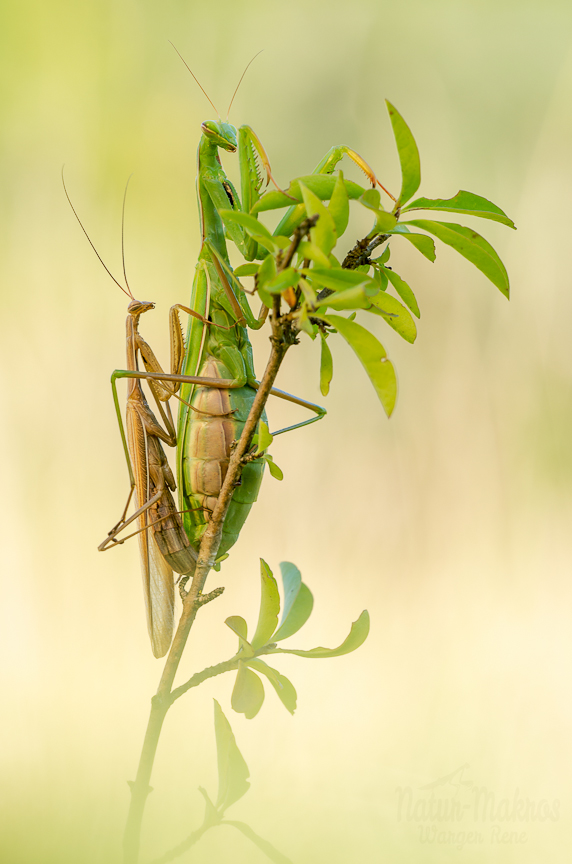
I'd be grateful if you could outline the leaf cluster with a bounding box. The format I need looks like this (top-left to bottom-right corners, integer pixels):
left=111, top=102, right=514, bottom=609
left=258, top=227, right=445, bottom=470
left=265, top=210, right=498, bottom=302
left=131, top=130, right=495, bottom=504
left=226, top=561, right=369, bottom=719
left=221, top=102, right=514, bottom=418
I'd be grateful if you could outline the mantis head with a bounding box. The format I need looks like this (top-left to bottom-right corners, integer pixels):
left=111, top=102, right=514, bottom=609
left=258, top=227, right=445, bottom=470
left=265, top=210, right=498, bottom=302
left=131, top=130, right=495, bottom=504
left=200, top=120, right=238, bottom=153
left=128, top=299, right=155, bottom=319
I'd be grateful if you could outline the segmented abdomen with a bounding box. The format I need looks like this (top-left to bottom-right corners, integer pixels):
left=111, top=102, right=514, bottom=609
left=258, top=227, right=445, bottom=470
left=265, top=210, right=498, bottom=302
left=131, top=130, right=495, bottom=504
left=181, top=355, right=266, bottom=557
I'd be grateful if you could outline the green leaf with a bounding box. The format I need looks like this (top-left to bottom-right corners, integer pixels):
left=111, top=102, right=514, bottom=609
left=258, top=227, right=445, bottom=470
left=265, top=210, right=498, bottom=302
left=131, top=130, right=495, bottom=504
left=257, top=252, right=277, bottom=292
left=329, top=170, right=350, bottom=237
left=384, top=269, right=420, bottom=318
left=297, top=241, right=331, bottom=268
left=251, top=560, right=280, bottom=650
left=222, top=821, right=293, bottom=864
left=248, top=659, right=297, bottom=715
left=320, top=333, right=333, bottom=396
left=358, top=190, right=397, bottom=231
left=226, top=616, right=248, bottom=641
left=231, top=663, right=265, bottom=719
left=264, top=454, right=284, bottom=481
left=360, top=188, right=381, bottom=209
left=273, top=563, right=314, bottom=642
left=299, top=182, right=336, bottom=255
left=251, top=189, right=301, bottom=213
left=213, top=700, right=250, bottom=811
left=233, top=263, right=260, bottom=277
left=404, top=219, right=510, bottom=297
left=302, top=267, right=373, bottom=292
left=219, top=209, right=272, bottom=242
left=289, top=175, right=366, bottom=203
left=386, top=101, right=421, bottom=205
left=321, top=314, right=397, bottom=417
left=298, top=276, right=317, bottom=306
left=388, top=228, right=436, bottom=261
left=265, top=267, right=300, bottom=295
left=372, top=265, right=389, bottom=291
left=258, top=286, right=274, bottom=310
left=402, top=190, right=515, bottom=228
left=317, top=284, right=376, bottom=312
left=274, top=610, right=370, bottom=659
left=252, top=175, right=366, bottom=217
left=255, top=420, right=273, bottom=455
left=296, top=306, right=315, bottom=337
left=368, top=293, right=417, bottom=343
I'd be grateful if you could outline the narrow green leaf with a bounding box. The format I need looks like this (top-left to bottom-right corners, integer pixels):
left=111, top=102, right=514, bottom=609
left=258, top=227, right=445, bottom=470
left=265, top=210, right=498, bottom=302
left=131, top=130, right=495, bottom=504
left=367, top=293, right=417, bottom=343
left=251, top=560, right=281, bottom=650
left=231, top=663, right=265, bottom=719
left=265, top=267, right=300, bottom=295
left=223, top=821, right=293, bottom=864
left=389, top=229, right=436, bottom=261
left=360, top=188, right=381, bottom=209
left=372, top=266, right=389, bottom=291
left=402, top=190, right=515, bottom=229
left=273, top=610, right=370, bottom=659
left=288, top=174, right=366, bottom=203
left=320, top=334, right=333, bottom=396
left=272, top=563, right=314, bottom=642
left=226, top=616, right=248, bottom=641
left=251, top=189, right=301, bottom=213
left=233, top=263, right=260, bottom=277
left=213, top=700, right=250, bottom=812
left=298, top=276, right=317, bottom=306
left=317, top=284, right=376, bottom=312
left=299, top=182, right=336, bottom=255
left=328, top=170, right=350, bottom=237
left=358, top=190, right=397, bottom=231
left=257, top=253, right=277, bottom=291
left=404, top=219, right=510, bottom=297
left=296, top=306, right=315, bottom=337
left=379, top=245, right=391, bottom=265
left=255, top=420, right=273, bottom=455
left=321, top=314, right=397, bottom=417
left=297, top=241, right=331, bottom=268
left=219, top=209, right=273, bottom=241
left=248, top=659, right=297, bottom=715
left=386, top=101, right=421, bottom=205
left=302, top=267, right=373, bottom=292
left=264, top=455, right=284, bottom=481
left=258, top=286, right=274, bottom=310
left=384, top=269, right=420, bottom=318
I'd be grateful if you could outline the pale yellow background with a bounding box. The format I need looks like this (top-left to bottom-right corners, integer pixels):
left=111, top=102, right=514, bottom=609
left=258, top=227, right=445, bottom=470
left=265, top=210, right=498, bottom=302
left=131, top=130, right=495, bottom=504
left=1, top=1, right=571, bottom=862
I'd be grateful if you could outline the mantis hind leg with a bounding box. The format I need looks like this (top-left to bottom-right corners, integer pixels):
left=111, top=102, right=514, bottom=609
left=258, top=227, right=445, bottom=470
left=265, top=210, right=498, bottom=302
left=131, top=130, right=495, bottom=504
left=250, top=382, right=326, bottom=436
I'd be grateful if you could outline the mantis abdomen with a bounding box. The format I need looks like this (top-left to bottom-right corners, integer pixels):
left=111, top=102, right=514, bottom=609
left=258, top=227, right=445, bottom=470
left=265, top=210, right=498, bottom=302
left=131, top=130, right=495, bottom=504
left=180, top=353, right=266, bottom=559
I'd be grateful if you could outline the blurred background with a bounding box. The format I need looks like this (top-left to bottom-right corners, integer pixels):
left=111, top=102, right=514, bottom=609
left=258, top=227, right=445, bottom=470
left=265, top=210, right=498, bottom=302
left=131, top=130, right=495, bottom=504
left=1, top=0, right=571, bottom=861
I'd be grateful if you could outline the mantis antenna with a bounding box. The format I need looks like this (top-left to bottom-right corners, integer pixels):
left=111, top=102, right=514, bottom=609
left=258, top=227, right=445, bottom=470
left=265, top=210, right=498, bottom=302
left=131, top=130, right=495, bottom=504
left=169, top=41, right=221, bottom=118
left=227, top=50, right=264, bottom=119
left=62, top=166, right=134, bottom=300
left=121, top=175, right=134, bottom=297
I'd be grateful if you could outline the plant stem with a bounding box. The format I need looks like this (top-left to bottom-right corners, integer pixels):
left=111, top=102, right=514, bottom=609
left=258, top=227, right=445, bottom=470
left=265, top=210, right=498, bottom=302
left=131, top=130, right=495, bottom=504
left=123, top=323, right=292, bottom=864
left=123, top=219, right=313, bottom=863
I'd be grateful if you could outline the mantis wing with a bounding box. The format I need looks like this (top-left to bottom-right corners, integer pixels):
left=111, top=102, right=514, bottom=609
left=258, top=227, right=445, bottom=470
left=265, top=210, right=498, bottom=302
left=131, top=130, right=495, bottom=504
left=127, top=390, right=175, bottom=659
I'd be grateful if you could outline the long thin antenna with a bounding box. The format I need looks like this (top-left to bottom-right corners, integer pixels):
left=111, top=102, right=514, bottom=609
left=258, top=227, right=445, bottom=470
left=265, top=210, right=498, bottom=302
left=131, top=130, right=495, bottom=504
left=62, top=166, right=133, bottom=299
left=227, top=51, right=263, bottom=119
left=169, top=41, right=220, bottom=117
left=121, top=175, right=134, bottom=296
